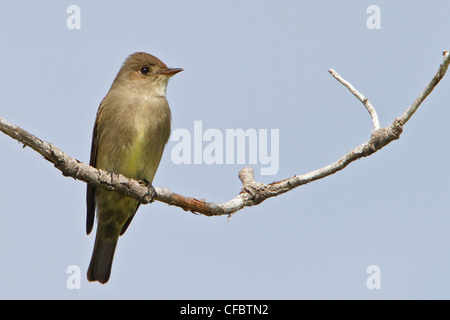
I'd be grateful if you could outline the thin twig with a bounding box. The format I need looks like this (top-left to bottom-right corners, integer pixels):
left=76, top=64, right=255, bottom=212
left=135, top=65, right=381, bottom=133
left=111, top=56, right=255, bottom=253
left=329, top=68, right=381, bottom=130
left=399, top=51, right=450, bottom=126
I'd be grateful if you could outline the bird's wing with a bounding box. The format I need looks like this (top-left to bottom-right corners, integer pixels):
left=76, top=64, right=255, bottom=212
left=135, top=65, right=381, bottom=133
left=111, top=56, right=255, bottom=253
left=86, top=98, right=106, bottom=235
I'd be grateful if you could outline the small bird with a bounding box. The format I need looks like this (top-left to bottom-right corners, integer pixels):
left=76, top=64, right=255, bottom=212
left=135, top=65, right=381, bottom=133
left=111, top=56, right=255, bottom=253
left=86, top=52, right=182, bottom=284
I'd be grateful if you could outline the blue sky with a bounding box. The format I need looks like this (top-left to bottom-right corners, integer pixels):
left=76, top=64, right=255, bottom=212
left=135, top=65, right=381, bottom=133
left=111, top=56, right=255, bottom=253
left=0, top=1, right=449, bottom=299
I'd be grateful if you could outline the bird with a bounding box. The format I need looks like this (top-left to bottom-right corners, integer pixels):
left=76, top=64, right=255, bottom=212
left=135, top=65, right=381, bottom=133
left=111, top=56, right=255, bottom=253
left=86, top=52, right=182, bottom=283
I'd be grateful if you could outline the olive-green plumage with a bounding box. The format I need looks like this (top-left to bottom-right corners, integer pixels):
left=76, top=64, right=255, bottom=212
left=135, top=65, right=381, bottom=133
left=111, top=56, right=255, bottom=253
left=86, top=52, right=182, bottom=284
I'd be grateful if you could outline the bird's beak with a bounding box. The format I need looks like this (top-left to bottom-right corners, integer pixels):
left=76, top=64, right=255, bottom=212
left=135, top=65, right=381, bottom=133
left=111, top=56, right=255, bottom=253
left=158, top=68, right=183, bottom=77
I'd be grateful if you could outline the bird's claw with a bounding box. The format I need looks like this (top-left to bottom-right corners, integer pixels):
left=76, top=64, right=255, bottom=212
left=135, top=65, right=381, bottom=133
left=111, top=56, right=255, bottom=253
left=141, top=179, right=157, bottom=203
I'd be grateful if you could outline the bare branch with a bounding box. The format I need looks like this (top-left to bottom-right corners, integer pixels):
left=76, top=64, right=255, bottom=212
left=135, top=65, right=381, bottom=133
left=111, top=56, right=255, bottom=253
left=399, top=51, right=450, bottom=126
left=329, top=68, right=381, bottom=130
left=1, top=51, right=449, bottom=218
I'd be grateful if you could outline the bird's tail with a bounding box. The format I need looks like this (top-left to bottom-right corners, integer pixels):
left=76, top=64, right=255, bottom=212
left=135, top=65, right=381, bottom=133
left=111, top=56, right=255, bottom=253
left=87, top=226, right=118, bottom=284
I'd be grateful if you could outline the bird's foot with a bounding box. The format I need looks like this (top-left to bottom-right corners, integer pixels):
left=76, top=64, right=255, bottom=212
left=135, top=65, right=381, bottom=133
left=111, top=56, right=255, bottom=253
left=141, top=179, right=157, bottom=203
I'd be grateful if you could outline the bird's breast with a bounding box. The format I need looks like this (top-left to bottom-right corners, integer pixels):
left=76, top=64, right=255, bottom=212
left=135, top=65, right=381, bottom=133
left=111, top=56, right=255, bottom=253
left=96, top=94, right=171, bottom=182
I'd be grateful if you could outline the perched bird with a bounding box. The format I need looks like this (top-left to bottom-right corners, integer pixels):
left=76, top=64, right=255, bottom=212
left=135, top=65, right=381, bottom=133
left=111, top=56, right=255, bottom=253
left=86, top=52, right=182, bottom=284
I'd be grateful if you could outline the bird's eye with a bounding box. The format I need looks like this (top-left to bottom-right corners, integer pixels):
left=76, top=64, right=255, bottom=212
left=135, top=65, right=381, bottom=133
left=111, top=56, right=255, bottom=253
left=140, top=66, right=150, bottom=75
